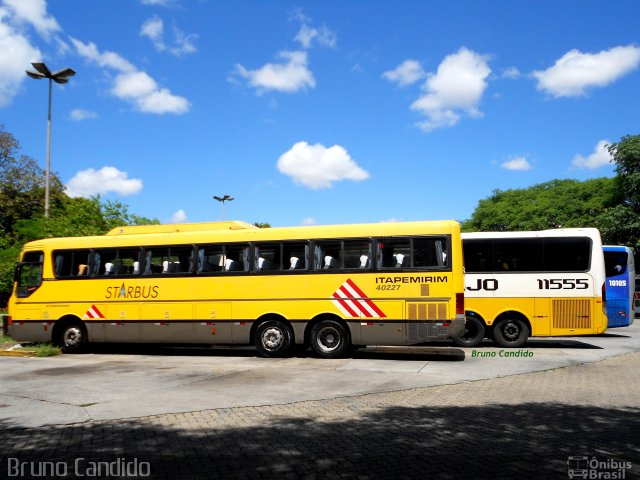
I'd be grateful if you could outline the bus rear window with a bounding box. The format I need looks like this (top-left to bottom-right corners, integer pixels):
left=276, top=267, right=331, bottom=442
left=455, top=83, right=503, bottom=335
left=604, top=251, right=628, bottom=277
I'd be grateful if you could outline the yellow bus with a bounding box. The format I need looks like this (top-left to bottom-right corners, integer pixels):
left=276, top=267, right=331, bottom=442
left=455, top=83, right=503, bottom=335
left=8, top=220, right=466, bottom=358
left=458, top=228, right=608, bottom=347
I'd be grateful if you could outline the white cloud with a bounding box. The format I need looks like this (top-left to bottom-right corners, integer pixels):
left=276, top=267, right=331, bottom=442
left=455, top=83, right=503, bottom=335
left=233, top=51, right=315, bottom=94
left=533, top=45, right=640, bottom=97
left=410, top=47, right=491, bottom=131
left=500, top=156, right=532, bottom=171
left=140, top=16, right=164, bottom=48
left=65, top=166, right=143, bottom=198
left=140, top=16, right=197, bottom=57
left=69, top=108, right=97, bottom=121
left=277, top=141, right=370, bottom=189
left=302, top=217, right=316, bottom=225
left=0, top=9, right=41, bottom=107
left=294, top=24, right=336, bottom=49
left=171, top=209, right=187, bottom=223
left=2, top=0, right=60, bottom=39
left=501, top=67, right=521, bottom=79
left=70, top=37, right=135, bottom=72
left=383, top=59, right=425, bottom=86
left=70, top=37, right=189, bottom=114
left=571, top=140, right=613, bottom=169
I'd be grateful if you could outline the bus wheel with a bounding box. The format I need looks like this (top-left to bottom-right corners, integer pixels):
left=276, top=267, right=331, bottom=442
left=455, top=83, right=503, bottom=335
left=493, top=318, right=529, bottom=348
left=58, top=321, right=88, bottom=353
left=254, top=320, right=292, bottom=358
left=311, top=320, right=350, bottom=358
left=453, top=316, right=485, bottom=347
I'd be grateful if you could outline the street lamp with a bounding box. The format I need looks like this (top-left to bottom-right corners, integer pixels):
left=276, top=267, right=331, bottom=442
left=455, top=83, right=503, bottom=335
left=26, top=62, right=76, bottom=218
left=213, top=195, right=234, bottom=220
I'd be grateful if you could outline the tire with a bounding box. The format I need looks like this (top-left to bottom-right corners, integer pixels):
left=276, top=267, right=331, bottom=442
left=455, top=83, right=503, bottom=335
left=254, top=320, right=293, bottom=358
left=493, top=318, right=529, bottom=348
left=58, top=321, right=88, bottom=353
left=453, top=316, right=485, bottom=347
left=310, top=320, right=350, bottom=359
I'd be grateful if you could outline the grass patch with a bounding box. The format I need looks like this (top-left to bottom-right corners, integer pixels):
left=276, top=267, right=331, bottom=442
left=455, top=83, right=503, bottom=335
left=0, top=334, right=15, bottom=345
left=22, top=343, right=62, bottom=357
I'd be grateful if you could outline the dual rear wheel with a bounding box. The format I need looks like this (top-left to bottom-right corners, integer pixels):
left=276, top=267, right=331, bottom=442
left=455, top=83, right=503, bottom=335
left=454, top=316, right=530, bottom=348
left=254, top=318, right=350, bottom=359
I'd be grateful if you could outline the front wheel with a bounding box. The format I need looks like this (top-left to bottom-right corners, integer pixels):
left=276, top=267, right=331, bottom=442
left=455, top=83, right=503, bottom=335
left=453, top=316, right=485, bottom=347
left=310, top=320, right=350, bottom=358
left=254, top=320, right=293, bottom=358
left=57, top=321, right=88, bottom=353
left=493, top=318, right=529, bottom=348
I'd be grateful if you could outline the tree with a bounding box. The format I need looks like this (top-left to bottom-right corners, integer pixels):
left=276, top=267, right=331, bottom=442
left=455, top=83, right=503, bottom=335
left=461, top=178, right=617, bottom=232
left=598, top=134, right=640, bottom=253
left=0, top=126, right=65, bottom=236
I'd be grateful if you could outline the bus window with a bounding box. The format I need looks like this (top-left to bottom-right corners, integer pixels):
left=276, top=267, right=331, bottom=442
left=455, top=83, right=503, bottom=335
left=377, top=238, right=411, bottom=268
left=343, top=240, right=372, bottom=270
left=604, top=251, right=628, bottom=277
left=53, top=250, right=91, bottom=278
left=493, top=238, right=541, bottom=272
left=145, top=246, right=194, bottom=274
left=314, top=241, right=341, bottom=270
left=94, top=248, right=142, bottom=276
left=463, top=239, right=493, bottom=273
left=414, top=237, right=449, bottom=268
left=15, top=251, right=43, bottom=298
left=196, top=244, right=249, bottom=274
left=283, top=242, right=308, bottom=270
left=255, top=243, right=283, bottom=272
left=543, top=237, right=590, bottom=272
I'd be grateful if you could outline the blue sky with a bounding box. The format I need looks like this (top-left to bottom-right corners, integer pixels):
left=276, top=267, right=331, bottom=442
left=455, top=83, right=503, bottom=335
left=1, top=0, right=639, bottom=227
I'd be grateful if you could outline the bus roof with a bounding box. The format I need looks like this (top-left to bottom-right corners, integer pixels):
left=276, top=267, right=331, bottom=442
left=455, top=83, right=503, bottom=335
left=105, top=221, right=257, bottom=235
left=21, top=219, right=460, bottom=251
left=462, top=228, right=602, bottom=239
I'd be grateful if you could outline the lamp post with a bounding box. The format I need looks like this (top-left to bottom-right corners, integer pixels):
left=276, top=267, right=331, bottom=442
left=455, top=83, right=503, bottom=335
left=213, top=195, right=234, bottom=220
left=26, top=62, right=75, bottom=218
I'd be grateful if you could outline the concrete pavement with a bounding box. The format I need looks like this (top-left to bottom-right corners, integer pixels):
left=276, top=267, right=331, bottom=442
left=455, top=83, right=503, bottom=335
left=1, top=324, right=639, bottom=479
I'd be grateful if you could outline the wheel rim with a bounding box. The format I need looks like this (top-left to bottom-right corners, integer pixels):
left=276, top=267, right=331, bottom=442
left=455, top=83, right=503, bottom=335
left=63, top=326, right=83, bottom=347
left=502, top=321, right=520, bottom=342
left=261, top=326, right=284, bottom=351
left=315, top=326, right=341, bottom=353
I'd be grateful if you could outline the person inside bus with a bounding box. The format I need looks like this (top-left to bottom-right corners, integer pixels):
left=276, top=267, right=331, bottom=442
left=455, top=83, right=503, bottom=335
left=495, top=256, right=509, bottom=271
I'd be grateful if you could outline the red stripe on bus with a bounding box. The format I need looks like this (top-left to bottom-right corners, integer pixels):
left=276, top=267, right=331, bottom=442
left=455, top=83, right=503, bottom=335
left=332, top=292, right=360, bottom=317
left=345, top=279, right=386, bottom=317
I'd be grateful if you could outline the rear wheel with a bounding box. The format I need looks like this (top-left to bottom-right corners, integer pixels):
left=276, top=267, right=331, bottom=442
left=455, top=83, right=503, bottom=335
left=453, top=316, right=485, bottom=347
left=254, top=320, right=293, bottom=357
left=58, top=321, right=88, bottom=353
left=310, top=320, right=350, bottom=358
left=493, top=318, right=529, bottom=348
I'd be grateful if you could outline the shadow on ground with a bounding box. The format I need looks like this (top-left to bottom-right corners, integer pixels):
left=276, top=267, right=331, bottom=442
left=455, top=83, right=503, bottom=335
left=1, top=402, right=638, bottom=479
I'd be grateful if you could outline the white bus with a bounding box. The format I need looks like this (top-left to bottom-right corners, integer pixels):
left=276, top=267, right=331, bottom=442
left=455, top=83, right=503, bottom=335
left=459, top=228, right=608, bottom=347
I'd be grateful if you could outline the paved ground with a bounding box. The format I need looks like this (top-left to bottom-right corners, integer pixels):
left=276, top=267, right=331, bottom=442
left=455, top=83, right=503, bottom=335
left=1, top=325, right=639, bottom=479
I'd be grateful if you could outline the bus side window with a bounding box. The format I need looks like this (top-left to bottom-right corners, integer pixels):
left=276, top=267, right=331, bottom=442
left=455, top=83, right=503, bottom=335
left=314, top=241, right=341, bottom=270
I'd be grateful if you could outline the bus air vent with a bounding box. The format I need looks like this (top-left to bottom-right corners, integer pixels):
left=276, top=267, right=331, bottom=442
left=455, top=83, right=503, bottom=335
left=552, top=299, right=591, bottom=329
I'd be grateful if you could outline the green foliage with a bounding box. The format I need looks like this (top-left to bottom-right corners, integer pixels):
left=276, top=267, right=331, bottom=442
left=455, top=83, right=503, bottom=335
left=253, top=222, right=272, bottom=228
left=461, top=178, right=617, bottom=232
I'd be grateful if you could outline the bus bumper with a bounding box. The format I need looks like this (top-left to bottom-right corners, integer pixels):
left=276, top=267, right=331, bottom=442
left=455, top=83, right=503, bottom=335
left=449, top=317, right=466, bottom=340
